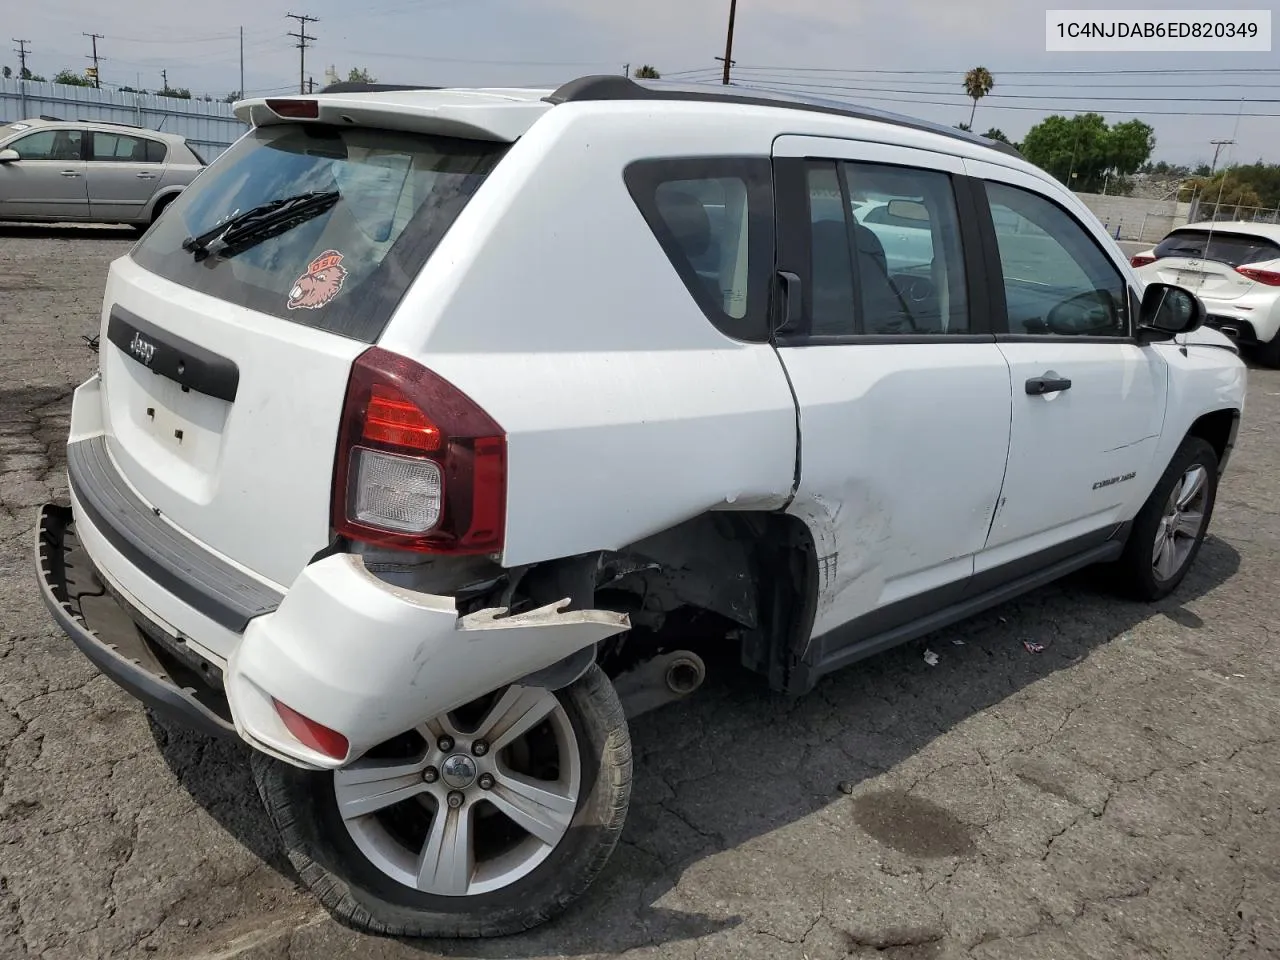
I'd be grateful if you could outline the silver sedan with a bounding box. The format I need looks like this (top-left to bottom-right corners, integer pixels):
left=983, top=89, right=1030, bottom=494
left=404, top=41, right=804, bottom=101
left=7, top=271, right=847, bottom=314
left=0, top=117, right=206, bottom=229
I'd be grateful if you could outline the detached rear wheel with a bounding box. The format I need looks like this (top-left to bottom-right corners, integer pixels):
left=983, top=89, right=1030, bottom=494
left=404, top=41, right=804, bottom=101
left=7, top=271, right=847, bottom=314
left=252, top=665, right=631, bottom=937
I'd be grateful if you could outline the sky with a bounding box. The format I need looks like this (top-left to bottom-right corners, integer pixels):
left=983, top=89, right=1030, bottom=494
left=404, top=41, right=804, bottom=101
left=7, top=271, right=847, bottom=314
left=7, top=0, right=1278, bottom=167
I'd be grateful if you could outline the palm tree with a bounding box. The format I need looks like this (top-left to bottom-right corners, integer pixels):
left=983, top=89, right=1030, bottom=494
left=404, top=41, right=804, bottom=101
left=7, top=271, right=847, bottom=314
left=963, top=66, right=994, bottom=130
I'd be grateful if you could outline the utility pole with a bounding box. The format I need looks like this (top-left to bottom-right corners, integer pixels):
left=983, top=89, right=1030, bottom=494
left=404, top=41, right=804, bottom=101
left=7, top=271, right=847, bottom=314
left=286, top=13, right=319, bottom=95
left=623, top=63, right=629, bottom=78
left=83, top=32, right=104, bottom=88
left=239, top=26, right=244, bottom=99
left=13, top=38, right=29, bottom=77
left=13, top=39, right=30, bottom=117
left=1209, top=138, right=1234, bottom=177
left=717, top=0, right=738, bottom=85
left=160, top=68, right=167, bottom=93
left=307, top=76, right=314, bottom=93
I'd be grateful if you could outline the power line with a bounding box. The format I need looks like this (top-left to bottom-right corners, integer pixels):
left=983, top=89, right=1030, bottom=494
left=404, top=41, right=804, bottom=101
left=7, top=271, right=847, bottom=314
left=720, top=76, right=1280, bottom=104
left=285, top=12, right=318, bottom=95
left=685, top=65, right=1280, bottom=77
left=83, top=32, right=103, bottom=88
left=727, top=82, right=1280, bottom=118
left=698, top=69, right=1280, bottom=91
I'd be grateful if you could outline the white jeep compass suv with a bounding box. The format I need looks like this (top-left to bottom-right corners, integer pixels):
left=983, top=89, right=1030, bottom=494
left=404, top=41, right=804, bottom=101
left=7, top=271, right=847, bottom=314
left=35, top=76, right=1246, bottom=938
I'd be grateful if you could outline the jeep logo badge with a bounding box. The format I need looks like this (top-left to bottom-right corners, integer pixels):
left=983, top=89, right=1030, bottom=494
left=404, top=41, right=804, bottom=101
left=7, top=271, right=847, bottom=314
left=129, top=332, right=156, bottom=366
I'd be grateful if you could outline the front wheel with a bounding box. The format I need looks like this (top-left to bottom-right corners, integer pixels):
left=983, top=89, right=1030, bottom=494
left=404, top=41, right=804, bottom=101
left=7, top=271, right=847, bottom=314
left=252, top=664, right=631, bottom=937
left=1113, top=436, right=1218, bottom=601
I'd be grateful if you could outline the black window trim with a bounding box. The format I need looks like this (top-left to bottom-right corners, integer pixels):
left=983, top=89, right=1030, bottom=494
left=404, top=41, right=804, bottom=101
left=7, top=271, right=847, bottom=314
left=772, top=156, right=996, bottom=347
left=623, top=154, right=776, bottom=344
left=86, top=129, right=166, bottom=164
left=971, top=177, right=1139, bottom=345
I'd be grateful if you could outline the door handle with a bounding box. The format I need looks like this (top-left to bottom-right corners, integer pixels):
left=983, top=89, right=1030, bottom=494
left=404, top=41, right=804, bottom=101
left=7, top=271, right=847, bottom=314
left=1025, top=376, right=1072, bottom=395
left=135, top=172, right=157, bottom=179
left=60, top=170, right=81, bottom=178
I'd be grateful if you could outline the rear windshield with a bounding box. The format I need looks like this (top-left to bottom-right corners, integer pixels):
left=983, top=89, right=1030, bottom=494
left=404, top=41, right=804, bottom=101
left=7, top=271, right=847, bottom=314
left=1153, top=229, right=1280, bottom=268
left=132, top=123, right=506, bottom=342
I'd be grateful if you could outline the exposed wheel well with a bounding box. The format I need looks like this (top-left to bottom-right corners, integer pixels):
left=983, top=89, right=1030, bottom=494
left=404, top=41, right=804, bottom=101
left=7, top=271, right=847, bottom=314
left=487, top=511, right=816, bottom=693
left=150, top=193, right=178, bottom=223
left=1186, top=408, right=1239, bottom=471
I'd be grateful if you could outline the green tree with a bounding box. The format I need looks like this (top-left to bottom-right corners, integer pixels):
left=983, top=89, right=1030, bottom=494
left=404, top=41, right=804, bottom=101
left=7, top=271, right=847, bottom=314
left=634, top=64, right=660, bottom=79
left=982, top=127, right=1010, bottom=143
left=954, top=122, right=971, bottom=131
left=2, top=66, right=11, bottom=79
left=222, top=90, right=241, bottom=102
left=1021, top=112, right=1154, bottom=192
left=963, top=66, right=994, bottom=129
left=52, top=68, right=93, bottom=87
left=159, top=86, right=191, bottom=99
left=1107, top=119, right=1156, bottom=178
left=347, top=67, right=377, bottom=83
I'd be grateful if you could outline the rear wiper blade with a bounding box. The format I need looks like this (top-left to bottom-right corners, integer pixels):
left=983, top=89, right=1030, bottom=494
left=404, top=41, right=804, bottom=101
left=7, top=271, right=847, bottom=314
left=182, top=190, right=339, bottom=262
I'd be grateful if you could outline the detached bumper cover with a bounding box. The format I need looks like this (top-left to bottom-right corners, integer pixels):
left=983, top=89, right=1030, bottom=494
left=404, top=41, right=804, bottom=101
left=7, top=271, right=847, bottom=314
left=34, top=504, right=237, bottom=741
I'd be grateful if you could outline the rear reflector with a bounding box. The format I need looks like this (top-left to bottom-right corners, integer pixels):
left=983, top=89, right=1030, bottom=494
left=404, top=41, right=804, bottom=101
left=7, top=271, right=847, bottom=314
left=1130, top=254, right=1157, bottom=267
left=1237, top=266, right=1280, bottom=286
left=273, top=699, right=349, bottom=759
left=265, top=98, right=320, bottom=119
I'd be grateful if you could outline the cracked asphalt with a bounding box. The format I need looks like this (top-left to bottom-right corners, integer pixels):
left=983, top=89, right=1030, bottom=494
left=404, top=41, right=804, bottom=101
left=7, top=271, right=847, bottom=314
left=1, top=224, right=1277, bottom=960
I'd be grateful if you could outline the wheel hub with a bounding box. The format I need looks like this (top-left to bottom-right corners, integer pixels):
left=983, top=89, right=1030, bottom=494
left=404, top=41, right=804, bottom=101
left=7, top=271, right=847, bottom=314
left=440, top=753, right=478, bottom=789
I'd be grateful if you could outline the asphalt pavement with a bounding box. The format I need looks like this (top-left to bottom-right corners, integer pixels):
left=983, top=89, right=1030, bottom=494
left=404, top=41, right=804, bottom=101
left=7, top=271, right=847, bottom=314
left=0, top=224, right=1276, bottom=960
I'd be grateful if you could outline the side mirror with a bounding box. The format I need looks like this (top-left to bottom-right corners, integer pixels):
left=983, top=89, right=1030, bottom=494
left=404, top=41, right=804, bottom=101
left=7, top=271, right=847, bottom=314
left=0, top=149, right=20, bottom=163
left=1137, top=282, right=1206, bottom=342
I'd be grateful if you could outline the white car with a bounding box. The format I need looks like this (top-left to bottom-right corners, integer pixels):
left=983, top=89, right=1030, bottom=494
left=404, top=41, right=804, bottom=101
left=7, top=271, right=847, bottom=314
left=1131, top=221, right=1280, bottom=365
left=35, top=77, right=1245, bottom=938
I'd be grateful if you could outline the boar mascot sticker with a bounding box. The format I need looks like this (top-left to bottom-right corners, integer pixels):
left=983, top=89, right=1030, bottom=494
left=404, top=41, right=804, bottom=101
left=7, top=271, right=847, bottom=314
left=287, top=249, right=347, bottom=310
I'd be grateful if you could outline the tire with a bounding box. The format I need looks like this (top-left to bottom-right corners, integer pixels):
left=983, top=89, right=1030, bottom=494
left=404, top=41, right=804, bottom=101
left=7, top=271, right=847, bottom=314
left=1252, top=333, right=1280, bottom=369
left=1113, top=436, right=1218, bottom=602
left=150, top=195, right=176, bottom=225
left=252, top=664, right=631, bottom=938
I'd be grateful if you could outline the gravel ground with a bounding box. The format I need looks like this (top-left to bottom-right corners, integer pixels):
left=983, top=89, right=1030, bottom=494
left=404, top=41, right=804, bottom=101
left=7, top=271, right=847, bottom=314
left=1, top=224, right=1277, bottom=960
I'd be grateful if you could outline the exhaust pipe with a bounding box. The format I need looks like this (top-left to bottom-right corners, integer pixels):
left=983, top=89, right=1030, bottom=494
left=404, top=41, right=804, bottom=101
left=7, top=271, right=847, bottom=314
left=615, top=650, right=707, bottom=719
left=664, top=654, right=706, bottom=696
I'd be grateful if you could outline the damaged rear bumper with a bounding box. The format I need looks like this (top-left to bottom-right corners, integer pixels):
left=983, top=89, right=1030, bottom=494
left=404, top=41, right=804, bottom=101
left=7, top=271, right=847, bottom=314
left=34, top=504, right=238, bottom=741
left=36, top=500, right=629, bottom=769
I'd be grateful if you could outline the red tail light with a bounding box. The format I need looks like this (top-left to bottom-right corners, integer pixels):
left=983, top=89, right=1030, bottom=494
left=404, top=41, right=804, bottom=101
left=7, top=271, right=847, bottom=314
left=332, top=347, right=506, bottom=555
left=1130, top=254, right=1157, bottom=267
left=1237, top=266, right=1280, bottom=286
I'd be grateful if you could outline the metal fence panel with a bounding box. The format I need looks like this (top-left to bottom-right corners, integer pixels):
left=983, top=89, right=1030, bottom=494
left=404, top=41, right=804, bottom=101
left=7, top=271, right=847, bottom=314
left=0, top=78, right=249, bottom=159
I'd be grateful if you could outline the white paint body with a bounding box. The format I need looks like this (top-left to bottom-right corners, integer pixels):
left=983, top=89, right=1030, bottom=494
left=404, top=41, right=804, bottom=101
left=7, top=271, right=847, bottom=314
left=65, top=86, right=1247, bottom=768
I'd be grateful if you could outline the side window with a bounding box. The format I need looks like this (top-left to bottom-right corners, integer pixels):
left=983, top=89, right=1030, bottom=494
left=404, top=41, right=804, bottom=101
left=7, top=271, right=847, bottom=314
left=144, top=139, right=168, bottom=163
left=9, top=129, right=83, bottom=161
left=624, top=157, right=774, bottom=341
left=802, top=159, right=971, bottom=336
left=985, top=181, right=1128, bottom=338
left=90, top=132, right=158, bottom=163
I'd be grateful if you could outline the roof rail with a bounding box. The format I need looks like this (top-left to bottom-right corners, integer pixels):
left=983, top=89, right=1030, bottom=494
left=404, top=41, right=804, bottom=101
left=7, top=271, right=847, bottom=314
left=79, top=118, right=145, bottom=129
left=317, top=82, right=443, bottom=95
left=546, top=75, right=1025, bottom=161
left=38, top=114, right=63, bottom=121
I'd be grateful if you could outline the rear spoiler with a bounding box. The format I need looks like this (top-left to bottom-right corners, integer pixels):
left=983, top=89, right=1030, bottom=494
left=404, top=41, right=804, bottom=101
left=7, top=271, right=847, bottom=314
left=233, top=92, right=548, bottom=143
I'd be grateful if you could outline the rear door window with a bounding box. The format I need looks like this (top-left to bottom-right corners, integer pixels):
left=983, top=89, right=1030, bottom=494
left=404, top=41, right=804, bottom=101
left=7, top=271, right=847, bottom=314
left=1153, top=230, right=1280, bottom=267
left=131, top=123, right=506, bottom=343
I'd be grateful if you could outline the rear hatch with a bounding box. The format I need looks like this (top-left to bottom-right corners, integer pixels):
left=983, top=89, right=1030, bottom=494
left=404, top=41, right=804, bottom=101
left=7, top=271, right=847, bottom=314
left=1145, top=228, right=1280, bottom=301
left=101, top=116, right=507, bottom=589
